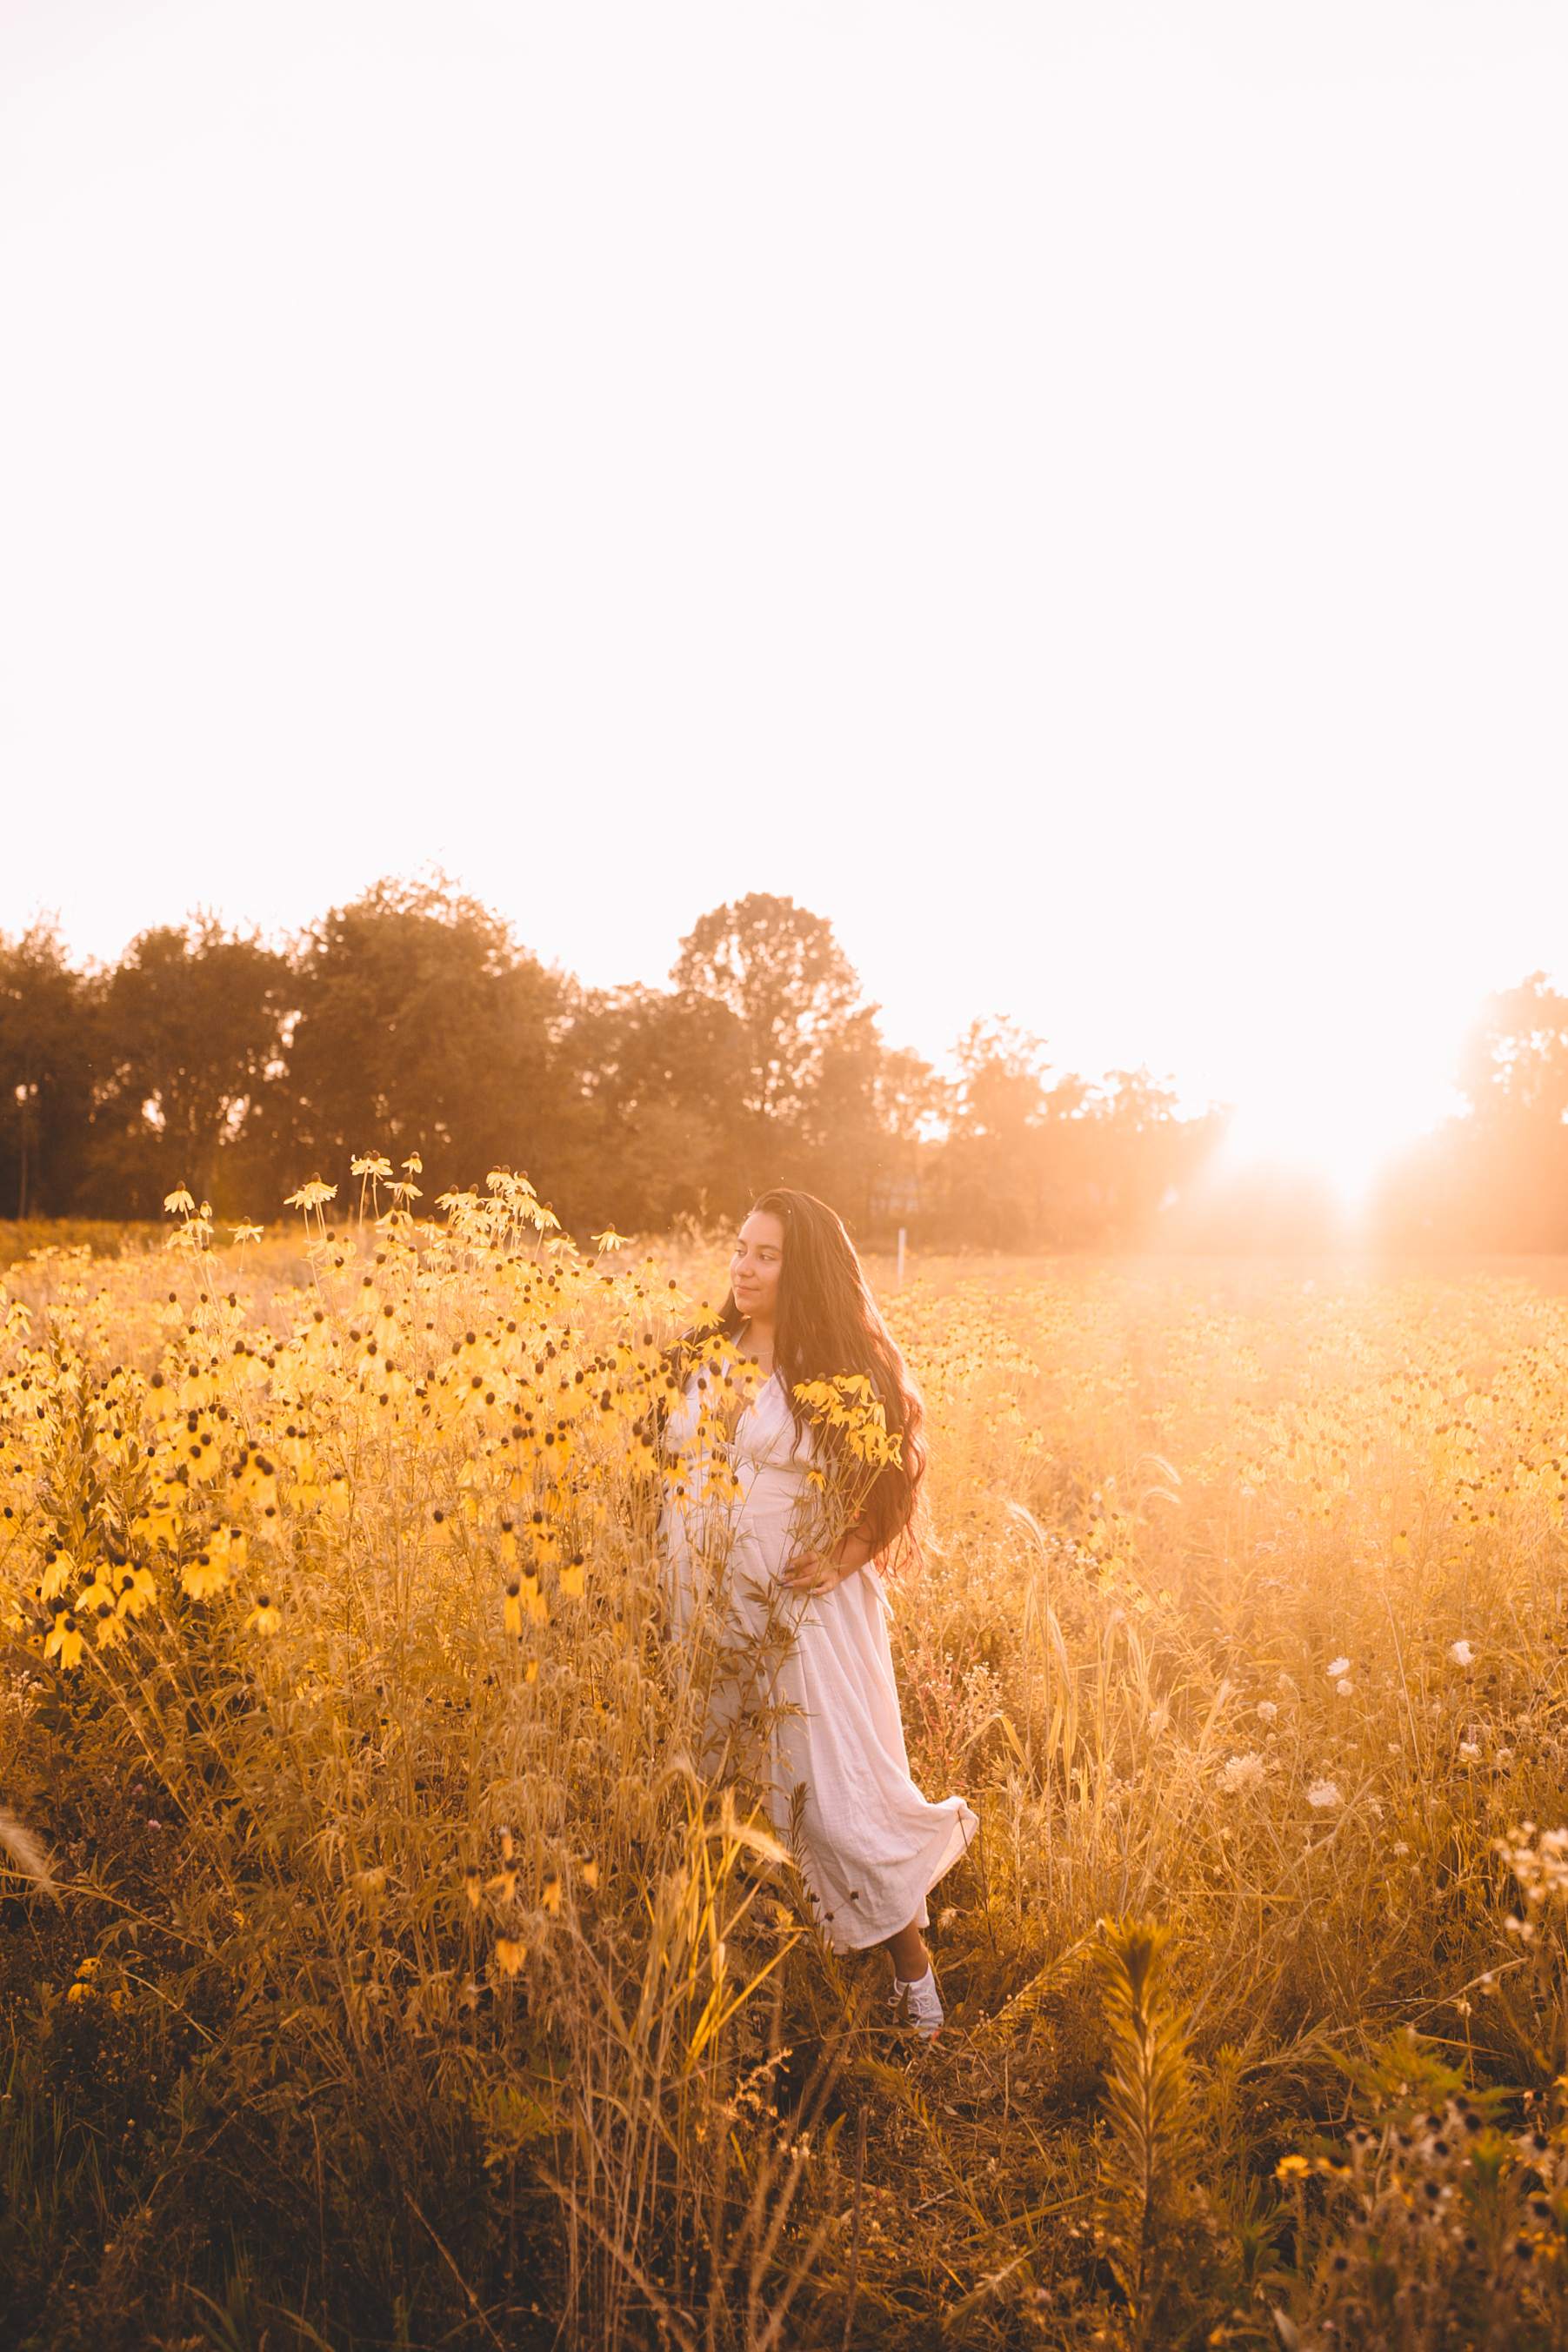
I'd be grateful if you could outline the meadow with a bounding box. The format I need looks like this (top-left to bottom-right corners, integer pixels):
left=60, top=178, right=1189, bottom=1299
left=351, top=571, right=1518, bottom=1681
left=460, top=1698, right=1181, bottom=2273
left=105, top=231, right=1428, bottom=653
left=5, top=1185, right=1568, bottom=2350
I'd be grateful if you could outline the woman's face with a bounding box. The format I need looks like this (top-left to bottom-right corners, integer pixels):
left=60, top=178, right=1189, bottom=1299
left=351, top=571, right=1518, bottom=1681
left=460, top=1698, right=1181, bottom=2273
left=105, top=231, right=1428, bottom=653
left=731, top=1211, right=785, bottom=1324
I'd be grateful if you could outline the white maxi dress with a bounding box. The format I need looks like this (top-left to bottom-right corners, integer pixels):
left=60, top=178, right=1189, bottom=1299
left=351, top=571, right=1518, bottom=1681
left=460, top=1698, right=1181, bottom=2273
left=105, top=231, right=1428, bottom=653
left=662, top=1365, right=977, bottom=1953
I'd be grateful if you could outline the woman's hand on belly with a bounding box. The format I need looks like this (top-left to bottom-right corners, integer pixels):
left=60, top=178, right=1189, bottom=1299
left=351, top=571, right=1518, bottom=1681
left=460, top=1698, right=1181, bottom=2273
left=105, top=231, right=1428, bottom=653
left=777, top=1527, right=877, bottom=1596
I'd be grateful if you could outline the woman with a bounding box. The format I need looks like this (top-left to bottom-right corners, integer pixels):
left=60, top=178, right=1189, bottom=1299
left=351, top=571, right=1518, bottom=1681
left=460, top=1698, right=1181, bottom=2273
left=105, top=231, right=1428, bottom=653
left=661, top=1188, right=976, bottom=2037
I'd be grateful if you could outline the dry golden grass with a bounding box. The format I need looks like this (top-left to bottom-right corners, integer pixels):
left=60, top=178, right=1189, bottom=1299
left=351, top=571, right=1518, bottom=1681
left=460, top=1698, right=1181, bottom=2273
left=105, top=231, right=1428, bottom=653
left=6, top=1204, right=1568, bottom=2348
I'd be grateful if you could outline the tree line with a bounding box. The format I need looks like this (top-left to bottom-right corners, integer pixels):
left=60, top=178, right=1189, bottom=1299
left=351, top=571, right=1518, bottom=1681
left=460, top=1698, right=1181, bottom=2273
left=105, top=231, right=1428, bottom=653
left=1368, top=973, right=1568, bottom=1253
left=6, top=881, right=1559, bottom=1249
left=0, top=879, right=1221, bottom=1247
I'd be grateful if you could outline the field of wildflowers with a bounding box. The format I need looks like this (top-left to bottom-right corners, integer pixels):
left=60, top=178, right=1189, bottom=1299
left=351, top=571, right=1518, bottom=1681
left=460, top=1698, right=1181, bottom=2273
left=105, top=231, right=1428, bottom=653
left=5, top=1181, right=1568, bottom=2349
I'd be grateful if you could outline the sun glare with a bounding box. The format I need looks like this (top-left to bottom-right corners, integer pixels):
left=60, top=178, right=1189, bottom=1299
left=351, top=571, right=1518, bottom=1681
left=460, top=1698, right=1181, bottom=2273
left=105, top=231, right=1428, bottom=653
left=1209, top=1054, right=1456, bottom=1211
left=1171, top=986, right=1473, bottom=1213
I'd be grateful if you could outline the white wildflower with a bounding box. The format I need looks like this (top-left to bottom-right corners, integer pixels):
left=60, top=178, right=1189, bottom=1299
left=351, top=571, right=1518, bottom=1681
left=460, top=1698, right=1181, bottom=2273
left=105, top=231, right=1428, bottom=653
left=1450, top=1640, right=1476, bottom=1668
left=1336, top=1679, right=1354, bottom=1697
left=1306, top=1780, right=1342, bottom=1810
left=1256, top=1701, right=1278, bottom=1723
left=1458, top=1741, right=1480, bottom=1761
left=1326, top=1656, right=1351, bottom=1680
left=1393, top=1841, right=1411, bottom=1856
left=1219, top=1752, right=1267, bottom=1795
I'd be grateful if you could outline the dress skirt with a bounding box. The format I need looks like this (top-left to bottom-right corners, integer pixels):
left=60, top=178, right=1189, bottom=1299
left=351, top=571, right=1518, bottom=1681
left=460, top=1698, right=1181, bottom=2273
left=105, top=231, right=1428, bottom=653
left=662, top=1366, right=977, bottom=1953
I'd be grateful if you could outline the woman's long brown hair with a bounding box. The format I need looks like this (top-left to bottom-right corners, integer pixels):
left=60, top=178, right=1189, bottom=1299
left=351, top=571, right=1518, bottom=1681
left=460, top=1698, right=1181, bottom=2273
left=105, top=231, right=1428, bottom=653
left=711, top=1187, right=926, bottom=1561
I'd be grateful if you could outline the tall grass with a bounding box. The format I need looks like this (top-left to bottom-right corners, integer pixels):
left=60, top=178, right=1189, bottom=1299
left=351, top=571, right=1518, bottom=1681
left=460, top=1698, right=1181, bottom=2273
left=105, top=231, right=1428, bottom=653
left=4, top=1217, right=1568, bottom=2344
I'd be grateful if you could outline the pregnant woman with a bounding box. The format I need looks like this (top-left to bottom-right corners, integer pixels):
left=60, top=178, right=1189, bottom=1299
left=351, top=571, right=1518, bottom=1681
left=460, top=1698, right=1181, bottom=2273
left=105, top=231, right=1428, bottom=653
left=661, top=1187, right=976, bottom=2036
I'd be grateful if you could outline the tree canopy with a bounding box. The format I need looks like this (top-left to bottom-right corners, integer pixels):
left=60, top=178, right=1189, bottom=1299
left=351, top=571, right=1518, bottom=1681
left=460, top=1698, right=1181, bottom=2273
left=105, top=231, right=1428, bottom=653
left=77, top=919, right=290, bottom=1219
left=1372, top=974, right=1568, bottom=1251
left=30, top=879, right=1567, bottom=1250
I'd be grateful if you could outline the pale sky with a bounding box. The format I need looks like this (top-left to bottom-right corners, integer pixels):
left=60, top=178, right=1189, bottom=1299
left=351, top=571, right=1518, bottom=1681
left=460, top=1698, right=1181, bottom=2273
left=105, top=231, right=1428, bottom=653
left=2, top=1, right=1565, bottom=1196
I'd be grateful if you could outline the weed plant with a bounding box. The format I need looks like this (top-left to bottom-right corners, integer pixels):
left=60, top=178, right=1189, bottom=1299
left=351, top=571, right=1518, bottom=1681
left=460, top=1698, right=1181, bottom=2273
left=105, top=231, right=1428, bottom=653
left=0, top=1221, right=163, bottom=1275
left=4, top=1206, right=1568, bottom=2347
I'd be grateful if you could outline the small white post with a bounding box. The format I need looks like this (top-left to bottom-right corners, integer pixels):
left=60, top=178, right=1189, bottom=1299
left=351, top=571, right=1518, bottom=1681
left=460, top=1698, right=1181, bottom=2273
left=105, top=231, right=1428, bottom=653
left=897, top=1226, right=906, bottom=1284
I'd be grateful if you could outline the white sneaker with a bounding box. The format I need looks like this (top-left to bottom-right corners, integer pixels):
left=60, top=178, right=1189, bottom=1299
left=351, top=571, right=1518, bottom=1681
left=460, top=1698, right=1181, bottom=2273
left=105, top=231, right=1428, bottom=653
left=892, top=1967, right=944, bottom=2038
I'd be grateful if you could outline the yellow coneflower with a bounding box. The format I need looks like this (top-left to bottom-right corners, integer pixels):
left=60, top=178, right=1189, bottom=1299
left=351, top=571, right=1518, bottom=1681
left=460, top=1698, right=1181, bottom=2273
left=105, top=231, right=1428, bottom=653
left=44, top=1611, right=84, bottom=1669
left=495, top=1937, right=526, bottom=1977
left=464, top=1866, right=482, bottom=1911
left=182, top=1550, right=229, bottom=1600
left=284, top=1179, right=337, bottom=1214
left=41, top=1552, right=76, bottom=1601
left=542, top=1871, right=562, bottom=1916
left=499, top=1826, right=514, bottom=1862
left=238, top=1453, right=278, bottom=1516
left=503, top=1579, right=522, bottom=1637
left=116, top=1565, right=159, bottom=1620
left=244, top=1594, right=281, bottom=1636
left=93, top=1600, right=126, bottom=1650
